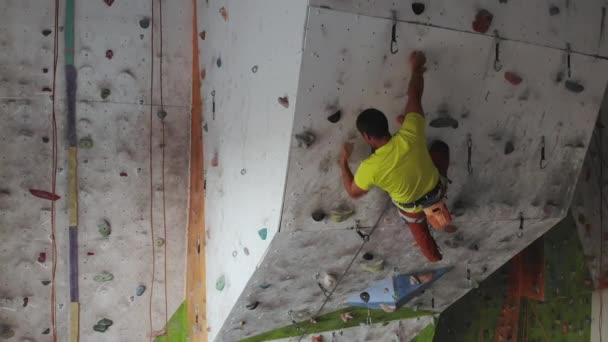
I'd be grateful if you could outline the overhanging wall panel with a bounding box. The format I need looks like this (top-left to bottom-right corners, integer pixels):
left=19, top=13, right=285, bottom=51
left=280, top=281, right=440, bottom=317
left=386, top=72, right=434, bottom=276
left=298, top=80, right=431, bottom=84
left=281, top=8, right=608, bottom=234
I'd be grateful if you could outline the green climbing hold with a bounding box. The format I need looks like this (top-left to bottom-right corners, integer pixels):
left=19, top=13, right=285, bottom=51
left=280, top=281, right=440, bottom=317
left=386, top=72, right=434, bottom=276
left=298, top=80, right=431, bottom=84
left=330, top=205, right=354, bottom=222
left=362, top=259, right=385, bottom=274
left=258, top=228, right=268, bottom=240
left=98, top=219, right=111, bottom=238
left=79, top=136, right=94, bottom=149
left=93, top=318, right=113, bottom=333
left=136, top=285, right=146, bottom=296
left=155, top=238, right=165, bottom=247
left=215, top=275, right=226, bottom=291
left=93, top=272, right=114, bottom=282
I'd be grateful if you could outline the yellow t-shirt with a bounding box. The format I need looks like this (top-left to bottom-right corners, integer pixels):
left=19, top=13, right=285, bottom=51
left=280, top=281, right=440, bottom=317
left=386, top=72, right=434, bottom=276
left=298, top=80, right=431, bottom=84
left=354, top=112, right=439, bottom=210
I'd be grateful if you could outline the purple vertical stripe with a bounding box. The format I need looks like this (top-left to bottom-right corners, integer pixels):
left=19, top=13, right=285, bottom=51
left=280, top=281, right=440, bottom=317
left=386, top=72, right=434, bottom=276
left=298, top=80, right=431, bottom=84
left=69, top=226, right=78, bottom=302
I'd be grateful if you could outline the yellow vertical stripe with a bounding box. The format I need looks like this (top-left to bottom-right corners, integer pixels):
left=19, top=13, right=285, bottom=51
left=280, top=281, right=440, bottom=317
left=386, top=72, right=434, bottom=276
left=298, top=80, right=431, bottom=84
left=70, top=302, right=79, bottom=342
left=68, top=147, right=78, bottom=227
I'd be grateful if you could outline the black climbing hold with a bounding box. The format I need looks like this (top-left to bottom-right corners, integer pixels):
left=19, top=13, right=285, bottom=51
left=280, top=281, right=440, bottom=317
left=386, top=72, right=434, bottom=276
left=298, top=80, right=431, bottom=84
left=101, top=88, right=111, bottom=99
left=311, top=210, right=326, bottom=222
left=216, top=57, right=222, bottom=68
left=246, top=301, right=259, bottom=310
left=360, top=291, right=370, bottom=303
left=42, top=136, right=50, bottom=143
left=565, top=80, right=584, bottom=93
left=42, top=68, right=49, bottom=73
left=251, top=65, right=258, bottom=73
left=42, top=87, right=52, bottom=92
left=555, top=71, right=564, bottom=83
left=295, top=131, right=315, bottom=148
left=362, top=252, right=374, bottom=261
left=41, top=280, right=51, bottom=286
left=412, top=3, right=425, bottom=15
left=42, top=328, right=50, bottom=335
left=42, top=29, right=52, bottom=36
left=549, top=5, right=560, bottom=16
left=327, top=110, right=342, bottom=123
left=430, top=117, right=459, bottom=129
left=157, top=110, right=167, bottom=120
left=278, top=96, right=289, bottom=108
left=139, top=17, right=150, bottom=29
left=504, top=141, right=514, bottom=155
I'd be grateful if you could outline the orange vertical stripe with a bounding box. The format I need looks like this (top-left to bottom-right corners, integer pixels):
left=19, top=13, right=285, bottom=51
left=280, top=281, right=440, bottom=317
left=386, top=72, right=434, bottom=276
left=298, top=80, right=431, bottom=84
left=187, top=0, right=207, bottom=340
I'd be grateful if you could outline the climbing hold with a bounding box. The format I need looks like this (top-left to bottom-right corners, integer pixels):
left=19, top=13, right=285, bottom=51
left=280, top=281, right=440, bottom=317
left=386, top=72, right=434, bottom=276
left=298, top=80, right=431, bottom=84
left=240, top=168, right=247, bottom=175
left=215, top=275, right=226, bottom=291
left=87, top=252, right=95, bottom=256
left=312, top=335, right=323, bottom=342
left=93, top=272, right=114, bottom=282
left=565, top=80, right=585, bottom=93
left=41, top=280, right=51, bottom=286
left=139, top=17, right=150, bottom=29
left=0, top=325, right=15, bottom=339
left=340, top=312, right=353, bottom=322
left=555, top=71, right=564, bottom=83
left=429, top=117, right=459, bottom=129
left=251, top=65, right=258, bottom=73
left=136, top=285, right=146, bottom=296
left=216, top=57, right=222, bottom=68
left=245, top=301, right=259, bottom=310
left=97, top=219, right=111, bottom=238
left=278, top=96, right=289, bottom=108
left=258, top=228, right=268, bottom=240
left=243, top=247, right=250, bottom=256
left=472, top=9, right=493, bottom=34
left=93, top=318, right=113, bottom=333
left=79, top=136, right=94, bottom=149
left=504, top=141, right=515, bottom=155
left=232, top=250, right=238, bottom=257
left=549, top=5, right=560, bottom=16
left=155, top=238, right=165, bottom=247
left=360, top=291, right=370, bottom=303
left=321, top=273, right=337, bottom=288
left=200, top=68, right=206, bottom=80
left=311, top=210, right=326, bottom=222
left=22, top=297, right=28, bottom=307
left=43, top=68, right=49, bottom=73
left=120, top=172, right=128, bottom=177
left=105, top=50, right=113, bottom=59
left=412, top=3, right=425, bottom=15
left=327, top=110, right=342, bottom=123
left=295, top=131, right=315, bottom=148
left=362, top=252, right=374, bottom=261
left=211, top=152, right=219, bottom=167
left=29, top=189, right=61, bottom=201
left=38, top=252, right=47, bottom=263
left=362, top=259, right=385, bottom=274
left=380, top=303, right=396, bottom=313
left=330, top=205, right=354, bottom=222
left=259, top=283, right=271, bottom=289
left=100, top=88, right=111, bottom=99
left=504, top=72, right=523, bottom=85
left=42, top=29, right=52, bottom=36
left=199, top=31, right=206, bottom=40
left=42, top=328, right=50, bottom=335
left=42, top=87, right=52, bottom=92
left=157, top=110, right=167, bottom=120
left=219, top=6, right=228, bottom=21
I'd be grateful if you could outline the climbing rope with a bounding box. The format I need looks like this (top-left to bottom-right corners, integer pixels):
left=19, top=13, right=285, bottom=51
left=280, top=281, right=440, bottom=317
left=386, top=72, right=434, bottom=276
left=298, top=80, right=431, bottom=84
left=147, top=0, right=157, bottom=339
left=296, top=199, right=392, bottom=342
left=598, top=124, right=604, bottom=342
left=50, top=0, right=60, bottom=340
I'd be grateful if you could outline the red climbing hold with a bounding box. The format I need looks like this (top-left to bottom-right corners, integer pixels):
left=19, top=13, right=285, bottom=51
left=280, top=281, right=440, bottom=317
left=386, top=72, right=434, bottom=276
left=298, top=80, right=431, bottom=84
left=105, top=50, right=114, bottom=59
left=200, top=68, right=206, bottom=80
left=120, top=172, right=128, bottom=177
left=219, top=7, right=229, bottom=21
left=472, top=9, right=493, bottom=33
left=504, top=72, right=523, bottom=85
left=104, top=0, right=114, bottom=6
left=29, top=189, right=60, bottom=201
left=87, top=252, right=95, bottom=256
left=38, top=252, right=46, bottom=263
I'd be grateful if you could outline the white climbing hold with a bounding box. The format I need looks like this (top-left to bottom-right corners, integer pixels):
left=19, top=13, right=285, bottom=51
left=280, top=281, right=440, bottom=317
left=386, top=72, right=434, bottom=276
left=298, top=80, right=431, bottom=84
left=321, top=273, right=337, bottom=289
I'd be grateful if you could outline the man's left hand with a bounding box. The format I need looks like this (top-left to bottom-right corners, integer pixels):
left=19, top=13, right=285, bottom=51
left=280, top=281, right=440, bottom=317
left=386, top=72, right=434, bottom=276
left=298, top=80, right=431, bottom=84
left=340, top=143, right=353, bottom=165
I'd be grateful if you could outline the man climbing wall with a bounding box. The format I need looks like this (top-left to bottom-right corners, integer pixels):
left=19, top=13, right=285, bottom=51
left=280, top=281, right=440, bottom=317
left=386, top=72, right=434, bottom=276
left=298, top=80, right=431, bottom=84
left=339, top=50, right=451, bottom=262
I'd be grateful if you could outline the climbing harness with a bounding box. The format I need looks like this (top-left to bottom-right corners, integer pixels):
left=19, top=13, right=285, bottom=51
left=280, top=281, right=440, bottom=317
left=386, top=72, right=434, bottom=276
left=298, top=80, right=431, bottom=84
left=423, top=200, right=452, bottom=230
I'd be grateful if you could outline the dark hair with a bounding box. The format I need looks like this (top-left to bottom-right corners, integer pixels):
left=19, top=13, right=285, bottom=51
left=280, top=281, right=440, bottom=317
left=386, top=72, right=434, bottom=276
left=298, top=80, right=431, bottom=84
left=356, top=108, right=390, bottom=138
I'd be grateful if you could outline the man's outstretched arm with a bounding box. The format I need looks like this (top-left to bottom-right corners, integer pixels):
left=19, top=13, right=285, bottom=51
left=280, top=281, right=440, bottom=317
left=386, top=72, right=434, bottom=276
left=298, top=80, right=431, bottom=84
left=399, top=51, right=427, bottom=124
left=340, top=143, right=368, bottom=199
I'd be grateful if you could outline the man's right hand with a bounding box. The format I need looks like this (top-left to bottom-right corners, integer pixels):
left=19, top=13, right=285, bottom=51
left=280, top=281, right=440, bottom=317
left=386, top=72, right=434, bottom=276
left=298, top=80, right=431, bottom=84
left=409, top=51, right=426, bottom=73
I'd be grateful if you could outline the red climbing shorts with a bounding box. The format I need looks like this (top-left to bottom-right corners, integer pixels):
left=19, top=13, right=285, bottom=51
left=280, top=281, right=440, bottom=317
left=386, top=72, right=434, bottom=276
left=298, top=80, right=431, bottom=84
left=397, top=141, right=450, bottom=263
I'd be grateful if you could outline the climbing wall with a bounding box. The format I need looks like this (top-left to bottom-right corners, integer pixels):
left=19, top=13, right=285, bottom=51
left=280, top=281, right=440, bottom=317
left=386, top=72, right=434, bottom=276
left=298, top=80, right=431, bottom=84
left=214, top=4, right=608, bottom=342
left=572, top=92, right=608, bottom=288
left=196, top=0, right=309, bottom=340
left=0, top=0, right=191, bottom=341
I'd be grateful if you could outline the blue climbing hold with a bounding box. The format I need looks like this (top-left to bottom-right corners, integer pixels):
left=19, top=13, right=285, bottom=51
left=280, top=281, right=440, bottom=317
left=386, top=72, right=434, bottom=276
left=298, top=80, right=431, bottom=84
left=258, top=228, right=268, bottom=240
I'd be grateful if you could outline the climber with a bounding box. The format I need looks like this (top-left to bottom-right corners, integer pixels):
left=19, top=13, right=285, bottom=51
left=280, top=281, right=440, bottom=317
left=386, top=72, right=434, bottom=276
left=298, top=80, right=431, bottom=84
left=339, top=50, right=451, bottom=262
